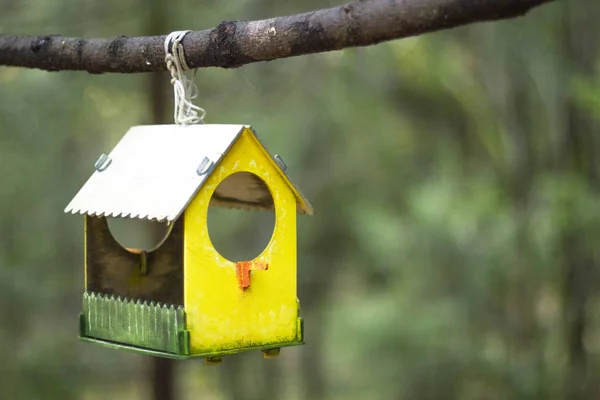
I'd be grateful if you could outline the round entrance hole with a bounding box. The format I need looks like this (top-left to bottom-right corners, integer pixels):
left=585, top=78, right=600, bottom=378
left=107, top=217, right=172, bottom=253
left=207, top=172, right=275, bottom=262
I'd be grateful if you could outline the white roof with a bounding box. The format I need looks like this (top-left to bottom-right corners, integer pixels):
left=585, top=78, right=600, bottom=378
left=64, top=124, right=313, bottom=222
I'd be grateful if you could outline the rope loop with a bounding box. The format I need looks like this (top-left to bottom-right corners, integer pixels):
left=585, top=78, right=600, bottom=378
left=164, top=31, right=205, bottom=125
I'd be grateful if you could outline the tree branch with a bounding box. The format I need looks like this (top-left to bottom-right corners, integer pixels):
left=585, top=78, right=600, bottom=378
left=0, top=0, right=553, bottom=74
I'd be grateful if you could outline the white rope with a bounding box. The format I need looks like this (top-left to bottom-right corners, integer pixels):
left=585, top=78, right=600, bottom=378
left=164, top=31, right=206, bottom=125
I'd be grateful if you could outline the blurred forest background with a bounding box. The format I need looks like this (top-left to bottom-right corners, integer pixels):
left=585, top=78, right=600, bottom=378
left=0, top=0, right=597, bottom=399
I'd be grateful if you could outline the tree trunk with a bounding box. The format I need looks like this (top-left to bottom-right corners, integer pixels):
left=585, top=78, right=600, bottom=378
left=146, top=0, right=177, bottom=399
left=151, top=358, right=176, bottom=400
left=561, top=2, right=598, bottom=399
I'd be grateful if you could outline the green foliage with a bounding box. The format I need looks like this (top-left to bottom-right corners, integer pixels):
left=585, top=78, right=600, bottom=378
left=2, top=0, right=599, bottom=399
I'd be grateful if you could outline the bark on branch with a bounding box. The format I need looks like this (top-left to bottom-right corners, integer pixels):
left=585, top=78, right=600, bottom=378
left=0, top=0, right=553, bottom=74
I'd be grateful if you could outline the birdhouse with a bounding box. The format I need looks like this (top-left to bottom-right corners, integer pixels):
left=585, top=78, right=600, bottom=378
left=64, top=124, right=313, bottom=362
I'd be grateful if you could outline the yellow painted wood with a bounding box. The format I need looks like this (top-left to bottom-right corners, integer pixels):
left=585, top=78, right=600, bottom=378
left=183, top=127, right=299, bottom=354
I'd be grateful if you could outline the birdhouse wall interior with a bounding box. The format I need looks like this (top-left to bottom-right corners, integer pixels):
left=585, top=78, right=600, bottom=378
left=183, top=128, right=301, bottom=354
left=84, top=215, right=185, bottom=306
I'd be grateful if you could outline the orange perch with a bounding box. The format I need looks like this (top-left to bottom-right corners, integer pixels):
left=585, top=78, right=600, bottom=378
left=235, top=261, right=269, bottom=290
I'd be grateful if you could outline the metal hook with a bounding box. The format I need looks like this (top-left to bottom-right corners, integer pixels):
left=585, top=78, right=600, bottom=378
left=94, top=153, right=112, bottom=172
left=274, top=154, right=287, bottom=171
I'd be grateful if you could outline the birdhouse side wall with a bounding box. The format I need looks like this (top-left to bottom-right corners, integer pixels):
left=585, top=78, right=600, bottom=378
left=84, top=215, right=184, bottom=306
left=183, top=129, right=300, bottom=355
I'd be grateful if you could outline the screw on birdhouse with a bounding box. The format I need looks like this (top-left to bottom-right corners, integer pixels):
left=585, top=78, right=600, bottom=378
left=127, top=248, right=148, bottom=275
left=262, top=348, right=281, bottom=359
left=139, top=250, right=148, bottom=275
left=196, top=156, right=214, bottom=176
left=205, top=356, right=222, bottom=365
left=274, top=155, right=287, bottom=171
left=94, top=153, right=112, bottom=172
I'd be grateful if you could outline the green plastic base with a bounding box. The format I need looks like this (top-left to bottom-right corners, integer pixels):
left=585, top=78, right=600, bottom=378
left=79, top=292, right=305, bottom=361
left=79, top=335, right=305, bottom=360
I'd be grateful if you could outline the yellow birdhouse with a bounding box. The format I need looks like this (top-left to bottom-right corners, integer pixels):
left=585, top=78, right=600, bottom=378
left=64, top=124, right=313, bottom=362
